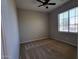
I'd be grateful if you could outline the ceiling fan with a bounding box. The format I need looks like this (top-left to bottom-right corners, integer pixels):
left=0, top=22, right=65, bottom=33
left=36, top=0, right=56, bottom=9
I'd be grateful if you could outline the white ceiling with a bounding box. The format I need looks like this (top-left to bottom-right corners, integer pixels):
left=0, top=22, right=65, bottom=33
left=16, top=0, right=70, bottom=12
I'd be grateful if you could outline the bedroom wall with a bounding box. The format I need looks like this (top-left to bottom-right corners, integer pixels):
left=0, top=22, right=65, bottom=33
left=48, top=0, right=78, bottom=46
left=18, top=9, right=48, bottom=43
left=1, top=0, right=20, bottom=59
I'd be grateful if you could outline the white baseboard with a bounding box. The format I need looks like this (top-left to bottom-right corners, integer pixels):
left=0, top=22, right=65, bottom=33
left=20, top=37, right=48, bottom=44
left=53, top=38, right=77, bottom=47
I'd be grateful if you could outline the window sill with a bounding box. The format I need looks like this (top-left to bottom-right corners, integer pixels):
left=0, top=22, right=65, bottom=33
left=58, top=31, right=78, bottom=34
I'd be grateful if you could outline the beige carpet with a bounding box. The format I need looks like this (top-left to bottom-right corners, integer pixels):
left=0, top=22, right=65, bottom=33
left=20, top=39, right=77, bottom=59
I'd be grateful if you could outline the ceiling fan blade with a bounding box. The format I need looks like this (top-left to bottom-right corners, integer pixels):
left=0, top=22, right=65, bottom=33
left=38, top=5, right=44, bottom=7
left=48, top=3, right=56, bottom=5
left=36, top=0, right=44, bottom=3
left=44, top=0, right=50, bottom=2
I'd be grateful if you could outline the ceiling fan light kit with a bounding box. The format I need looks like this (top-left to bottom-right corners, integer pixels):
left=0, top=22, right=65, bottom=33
left=36, top=0, right=56, bottom=9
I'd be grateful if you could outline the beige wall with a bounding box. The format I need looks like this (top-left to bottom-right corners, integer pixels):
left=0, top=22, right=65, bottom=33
left=18, top=9, right=48, bottom=43
left=1, top=0, right=20, bottom=59
left=48, top=0, right=78, bottom=46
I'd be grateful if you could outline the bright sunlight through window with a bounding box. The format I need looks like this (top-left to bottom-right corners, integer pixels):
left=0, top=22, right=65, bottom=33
left=58, top=7, right=78, bottom=33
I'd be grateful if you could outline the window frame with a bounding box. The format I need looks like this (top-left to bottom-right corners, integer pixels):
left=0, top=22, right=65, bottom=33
left=58, top=7, right=78, bottom=33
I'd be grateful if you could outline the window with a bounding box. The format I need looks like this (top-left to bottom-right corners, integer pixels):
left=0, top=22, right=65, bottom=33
left=58, top=7, right=78, bottom=33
